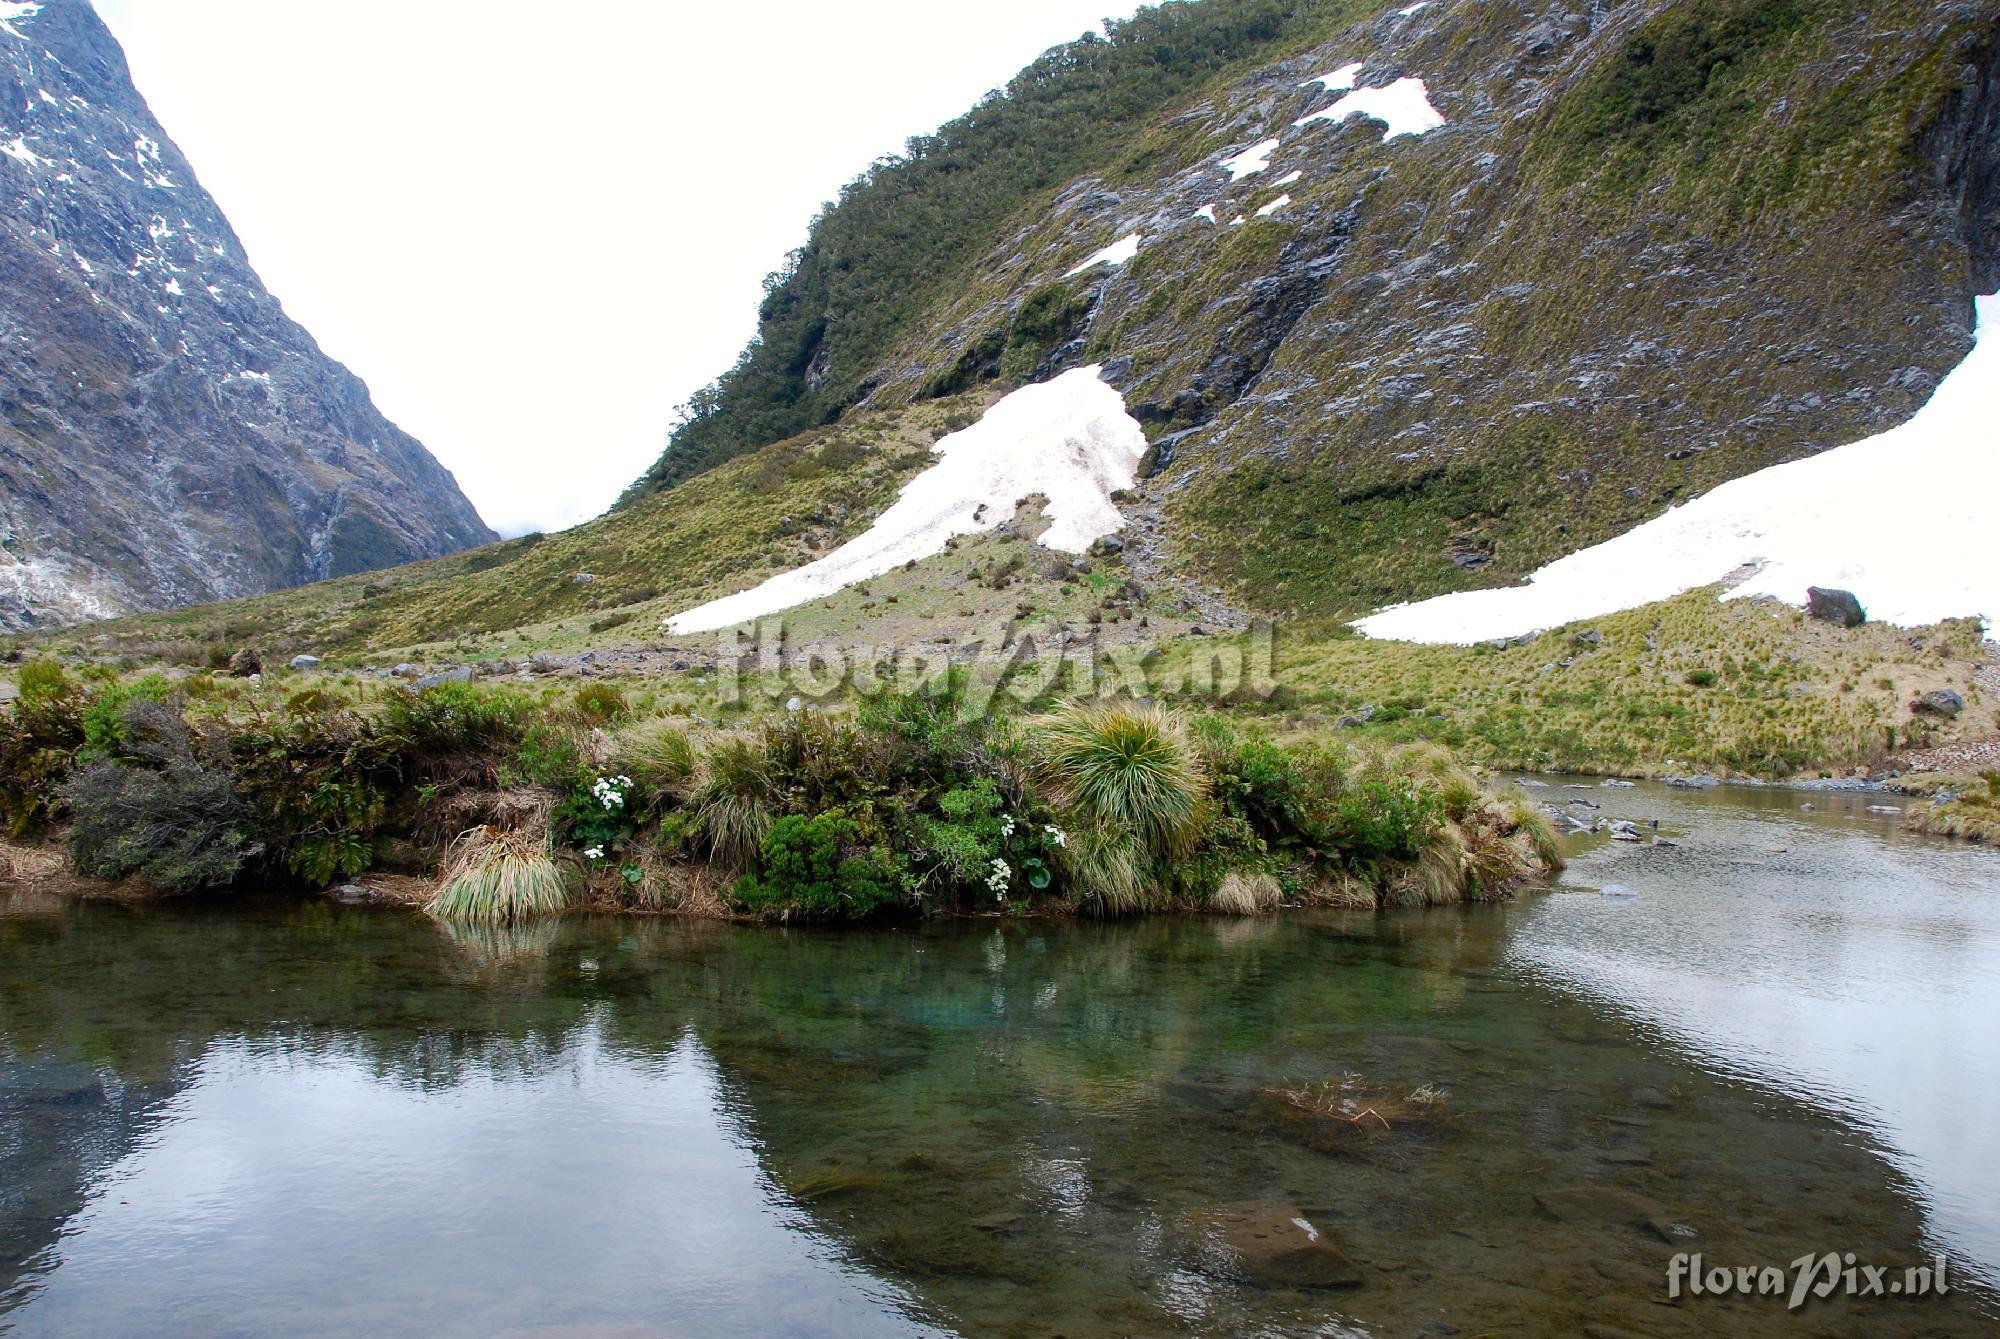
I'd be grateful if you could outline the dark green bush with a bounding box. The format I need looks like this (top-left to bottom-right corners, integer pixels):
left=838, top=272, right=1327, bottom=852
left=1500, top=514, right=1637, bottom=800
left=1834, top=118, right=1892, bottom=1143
left=381, top=682, right=530, bottom=761
left=60, top=760, right=248, bottom=892
left=737, top=812, right=904, bottom=920
left=57, top=699, right=249, bottom=893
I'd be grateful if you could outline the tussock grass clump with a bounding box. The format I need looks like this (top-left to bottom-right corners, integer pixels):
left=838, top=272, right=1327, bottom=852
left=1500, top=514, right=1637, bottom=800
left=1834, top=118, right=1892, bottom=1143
left=1038, top=701, right=1209, bottom=857
left=1210, top=870, right=1282, bottom=916
left=1057, top=824, right=1151, bottom=918
left=613, top=717, right=698, bottom=800
left=428, top=827, right=571, bottom=924
left=1907, top=797, right=2000, bottom=844
left=691, top=736, right=775, bottom=872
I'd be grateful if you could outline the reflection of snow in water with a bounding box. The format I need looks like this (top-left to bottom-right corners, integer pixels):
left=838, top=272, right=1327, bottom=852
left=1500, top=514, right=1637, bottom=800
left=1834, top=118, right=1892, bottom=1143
left=1508, top=780, right=2000, bottom=1287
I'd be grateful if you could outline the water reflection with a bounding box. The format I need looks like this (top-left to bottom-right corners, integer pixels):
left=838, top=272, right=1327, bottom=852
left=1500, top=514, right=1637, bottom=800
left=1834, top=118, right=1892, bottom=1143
left=1, top=834, right=1996, bottom=1337
left=1517, top=778, right=2000, bottom=1286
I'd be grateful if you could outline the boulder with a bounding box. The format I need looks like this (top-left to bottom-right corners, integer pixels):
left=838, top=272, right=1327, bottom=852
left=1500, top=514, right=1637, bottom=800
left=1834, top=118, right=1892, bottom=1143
left=1913, top=688, right=1965, bottom=718
left=415, top=667, right=475, bottom=691
left=288, top=655, right=321, bottom=672
left=390, top=663, right=424, bottom=679
left=1571, top=629, right=1602, bottom=649
left=1806, top=587, right=1865, bottom=628
left=1178, top=1203, right=1362, bottom=1289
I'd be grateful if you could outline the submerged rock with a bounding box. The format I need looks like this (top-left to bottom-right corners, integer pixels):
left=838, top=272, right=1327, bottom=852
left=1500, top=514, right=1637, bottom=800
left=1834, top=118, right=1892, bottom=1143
left=1533, top=1185, right=1679, bottom=1240
left=1179, top=1202, right=1363, bottom=1289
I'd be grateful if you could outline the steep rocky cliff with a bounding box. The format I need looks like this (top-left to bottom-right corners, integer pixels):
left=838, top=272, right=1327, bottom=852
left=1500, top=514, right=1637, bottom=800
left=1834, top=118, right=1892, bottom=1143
left=636, top=0, right=2000, bottom=621
left=0, top=0, right=492, bottom=629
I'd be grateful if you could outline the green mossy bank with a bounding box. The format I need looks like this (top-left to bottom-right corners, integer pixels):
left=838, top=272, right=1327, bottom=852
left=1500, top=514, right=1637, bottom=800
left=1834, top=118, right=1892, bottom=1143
left=0, top=662, right=1558, bottom=923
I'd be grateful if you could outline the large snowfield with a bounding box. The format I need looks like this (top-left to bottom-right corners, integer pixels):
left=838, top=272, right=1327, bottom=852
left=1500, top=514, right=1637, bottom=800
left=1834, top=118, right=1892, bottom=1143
left=665, top=367, right=1146, bottom=635
left=1357, top=293, right=2000, bottom=644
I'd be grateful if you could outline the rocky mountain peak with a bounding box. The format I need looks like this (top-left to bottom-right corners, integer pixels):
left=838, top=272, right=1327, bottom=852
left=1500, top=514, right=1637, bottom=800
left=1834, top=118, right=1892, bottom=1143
left=0, top=0, right=493, bottom=629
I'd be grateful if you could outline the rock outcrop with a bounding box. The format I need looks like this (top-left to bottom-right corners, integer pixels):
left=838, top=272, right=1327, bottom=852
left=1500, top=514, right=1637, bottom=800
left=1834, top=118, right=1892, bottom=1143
left=0, top=1, right=492, bottom=629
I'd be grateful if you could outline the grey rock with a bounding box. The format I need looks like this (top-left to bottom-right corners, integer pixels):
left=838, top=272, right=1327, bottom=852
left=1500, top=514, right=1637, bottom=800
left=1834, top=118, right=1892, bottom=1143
left=390, top=663, right=424, bottom=679
left=288, top=655, right=321, bottom=672
left=1913, top=688, right=1965, bottom=717
left=1806, top=587, right=1866, bottom=628
left=1571, top=629, right=1602, bottom=649
left=415, top=667, right=474, bottom=690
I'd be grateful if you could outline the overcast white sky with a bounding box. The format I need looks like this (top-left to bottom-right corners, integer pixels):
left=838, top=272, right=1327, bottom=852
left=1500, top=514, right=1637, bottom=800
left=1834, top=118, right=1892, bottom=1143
left=91, top=1, right=1140, bottom=537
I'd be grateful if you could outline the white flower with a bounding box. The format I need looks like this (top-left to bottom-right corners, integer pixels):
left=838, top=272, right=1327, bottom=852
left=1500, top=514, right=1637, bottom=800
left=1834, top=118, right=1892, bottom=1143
left=1044, top=825, right=1067, bottom=848
left=1000, top=816, right=1017, bottom=837
left=584, top=846, right=605, bottom=861
left=985, top=857, right=1012, bottom=894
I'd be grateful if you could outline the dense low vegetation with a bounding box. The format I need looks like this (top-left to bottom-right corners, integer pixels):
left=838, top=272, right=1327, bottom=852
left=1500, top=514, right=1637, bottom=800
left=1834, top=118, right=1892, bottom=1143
left=0, top=662, right=1558, bottom=921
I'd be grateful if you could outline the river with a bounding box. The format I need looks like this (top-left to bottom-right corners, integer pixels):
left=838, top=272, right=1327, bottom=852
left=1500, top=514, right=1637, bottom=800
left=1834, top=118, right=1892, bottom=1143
left=1, top=779, right=1994, bottom=1336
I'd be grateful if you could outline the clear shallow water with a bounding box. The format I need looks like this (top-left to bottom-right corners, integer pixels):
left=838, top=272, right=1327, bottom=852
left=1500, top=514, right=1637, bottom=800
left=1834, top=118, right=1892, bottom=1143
left=1519, top=778, right=2000, bottom=1290
left=1, top=786, right=1996, bottom=1338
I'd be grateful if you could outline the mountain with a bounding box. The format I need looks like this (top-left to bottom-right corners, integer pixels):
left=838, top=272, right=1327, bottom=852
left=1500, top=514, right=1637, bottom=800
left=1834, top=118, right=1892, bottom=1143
left=633, top=0, right=2000, bottom=623
left=26, top=0, right=2000, bottom=670
left=0, top=0, right=493, bottom=630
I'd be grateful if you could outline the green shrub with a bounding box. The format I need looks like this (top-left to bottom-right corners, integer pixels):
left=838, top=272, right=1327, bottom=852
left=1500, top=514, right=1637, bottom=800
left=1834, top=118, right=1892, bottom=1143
left=1685, top=669, right=1720, bottom=687
left=911, top=778, right=1008, bottom=897
left=1331, top=780, right=1444, bottom=871
left=737, top=812, right=903, bottom=920
left=79, top=674, right=173, bottom=761
left=381, top=682, right=530, bottom=757
left=0, top=661, right=86, bottom=835
left=288, top=779, right=386, bottom=886
left=516, top=721, right=589, bottom=792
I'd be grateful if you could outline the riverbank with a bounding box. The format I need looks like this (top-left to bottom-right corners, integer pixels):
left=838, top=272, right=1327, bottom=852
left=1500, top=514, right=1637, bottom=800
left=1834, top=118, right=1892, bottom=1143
left=0, top=661, right=1560, bottom=923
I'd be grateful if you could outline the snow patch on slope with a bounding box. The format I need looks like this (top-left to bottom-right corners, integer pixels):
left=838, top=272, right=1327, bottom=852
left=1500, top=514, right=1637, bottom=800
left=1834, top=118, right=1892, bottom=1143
left=1296, top=77, right=1445, bottom=140
left=1065, top=232, right=1142, bottom=277
left=1303, top=62, right=1365, bottom=92
left=0, top=3, right=42, bottom=41
left=1356, top=294, right=2000, bottom=643
left=1, top=136, right=44, bottom=168
left=1220, top=137, right=1280, bottom=180
left=666, top=368, right=1146, bottom=635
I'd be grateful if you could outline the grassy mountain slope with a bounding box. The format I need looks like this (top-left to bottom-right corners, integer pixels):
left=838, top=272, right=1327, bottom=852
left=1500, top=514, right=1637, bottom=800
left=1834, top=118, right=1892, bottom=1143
left=633, top=0, right=2000, bottom=621
left=628, top=0, right=1385, bottom=495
